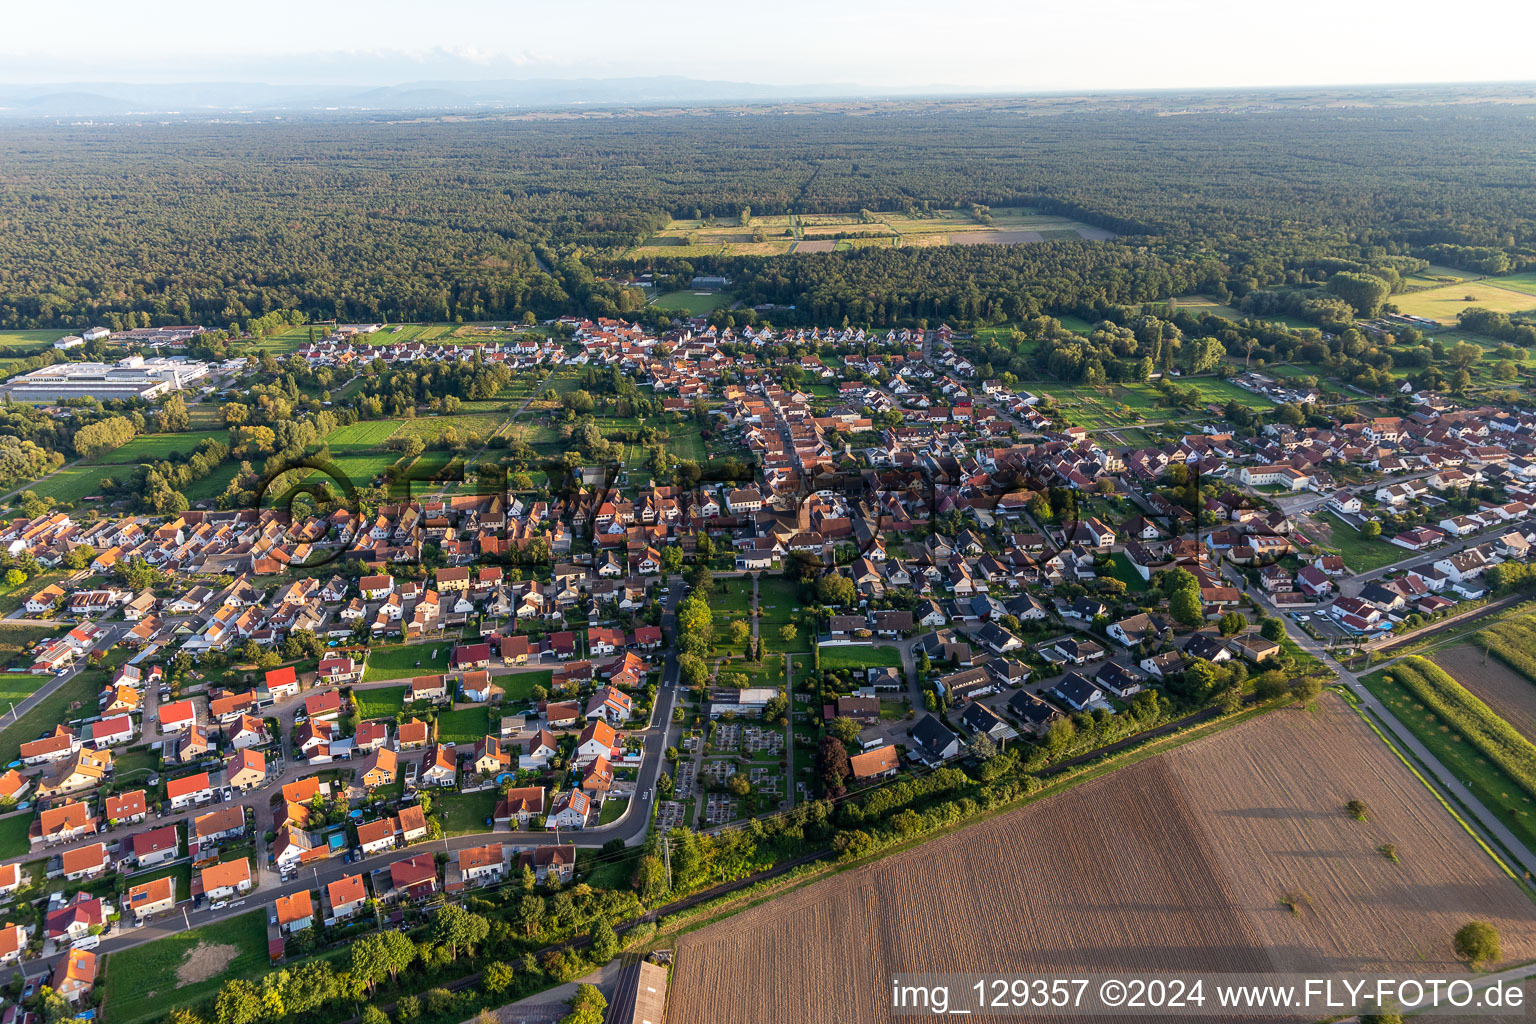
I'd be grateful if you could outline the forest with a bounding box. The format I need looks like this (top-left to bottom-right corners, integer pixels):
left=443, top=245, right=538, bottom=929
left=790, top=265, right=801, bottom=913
left=1, top=101, right=1534, bottom=329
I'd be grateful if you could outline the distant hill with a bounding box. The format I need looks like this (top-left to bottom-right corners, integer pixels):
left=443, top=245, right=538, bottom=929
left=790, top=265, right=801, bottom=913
left=0, top=76, right=900, bottom=117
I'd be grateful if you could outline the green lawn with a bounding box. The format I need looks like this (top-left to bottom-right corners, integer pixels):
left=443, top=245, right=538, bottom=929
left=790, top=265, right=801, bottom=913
left=818, top=645, right=902, bottom=670
left=756, top=578, right=809, bottom=654
left=362, top=643, right=448, bottom=682
left=103, top=909, right=269, bottom=1024
left=0, top=670, right=49, bottom=703
left=436, top=706, right=492, bottom=744
left=1359, top=668, right=1536, bottom=855
left=1318, top=511, right=1404, bottom=573
left=599, top=796, right=629, bottom=825
left=500, top=670, right=552, bottom=703
left=649, top=290, right=732, bottom=315
left=114, top=747, right=160, bottom=784
left=90, top=430, right=229, bottom=464
left=1108, top=551, right=1151, bottom=592
left=0, top=668, right=103, bottom=765
left=432, top=788, right=499, bottom=836
left=322, top=419, right=401, bottom=451
left=0, top=812, right=31, bottom=859
left=0, top=569, right=72, bottom=617
left=354, top=685, right=406, bottom=720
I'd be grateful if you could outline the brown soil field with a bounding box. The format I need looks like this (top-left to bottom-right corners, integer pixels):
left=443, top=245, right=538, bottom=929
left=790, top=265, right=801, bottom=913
left=949, top=229, right=1047, bottom=244
left=1434, top=644, right=1536, bottom=743
left=791, top=240, right=835, bottom=253
left=668, top=695, right=1536, bottom=1023
left=177, top=942, right=240, bottom=985
left=1165, top=697, right=1536, bottom=972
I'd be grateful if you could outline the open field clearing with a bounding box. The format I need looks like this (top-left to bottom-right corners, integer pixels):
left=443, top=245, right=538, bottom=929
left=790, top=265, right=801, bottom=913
left=1435, top=644, right=1536, bottom=743
left=103, top=909, right=269, bottom=1024
left=1165, top=695, right=1536, bottom=973
left=89, top=430, right=229, bottom=464
left=323, top=419, right=401, bottom=451
left=1314, top=510, right=1404, bottom=573
left=628, top=206, right=1112, bottom=258
left=1392, top=281, right=1536, bottom=324
left=1489, top=272, right=1536, bottom=296
left=670, top=695, right=1536, bottom=1023
left=23, top=463, right=111, bottom=505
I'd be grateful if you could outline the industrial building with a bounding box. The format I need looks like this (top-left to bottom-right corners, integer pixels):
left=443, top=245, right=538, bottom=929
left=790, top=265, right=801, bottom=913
left=0, top=355, right=212, bottom=403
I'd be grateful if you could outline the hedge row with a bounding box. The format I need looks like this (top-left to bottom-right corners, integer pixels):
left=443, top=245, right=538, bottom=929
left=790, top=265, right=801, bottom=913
left=1390, top=656, right=1536, bottom=800
left=1479, top=616, right=1536, bottom=684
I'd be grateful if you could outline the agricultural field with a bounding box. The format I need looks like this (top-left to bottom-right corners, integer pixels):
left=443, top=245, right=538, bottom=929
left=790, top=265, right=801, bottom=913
left=1392, top=281, right=1536, bottom=324
left=14, top=463, right=112, bottom=506
left=669, top=695, right=1536, bottom=1023
left=88, top=430, right=230, bottom=464
left=671, top=761, right=1272, bottom=1023
left=103, top=909, right=270, bottom=1024
left=1165, top=695, right=1536, bottom=973
left=1361, top=658, right=1536, bottom=853
left=1488, top=272, right=1536, bottom=296
left=1435, top=644, right=1536, bottom=744
left=627, top=206, right=1113, bottom=259
left=322, top=419, right=401, bottom=451
left=0, top=330, right=60, bottom=376
left=1399, top=264, right=1475, bottom=289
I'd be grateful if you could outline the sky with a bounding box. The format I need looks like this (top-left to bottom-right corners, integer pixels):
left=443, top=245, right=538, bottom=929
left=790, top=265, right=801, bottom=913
left=3, top=0, right=1534, bottom=92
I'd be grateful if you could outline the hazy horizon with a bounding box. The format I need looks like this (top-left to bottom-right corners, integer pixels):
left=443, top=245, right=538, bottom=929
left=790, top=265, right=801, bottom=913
left=4, top=0, right=1535, bottom=94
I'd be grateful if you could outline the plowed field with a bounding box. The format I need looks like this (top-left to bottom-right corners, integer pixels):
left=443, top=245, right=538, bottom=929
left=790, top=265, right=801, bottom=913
left=668, top=695, right=1536, bottom=1023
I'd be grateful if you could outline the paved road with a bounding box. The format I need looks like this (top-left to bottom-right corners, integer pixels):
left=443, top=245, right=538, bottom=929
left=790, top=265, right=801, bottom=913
left=1239, top=571, right=1536, bottom=880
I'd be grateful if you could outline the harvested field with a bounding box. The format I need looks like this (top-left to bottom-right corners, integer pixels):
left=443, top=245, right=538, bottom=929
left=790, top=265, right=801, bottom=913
left=792, top=240, right=835, bottom=252
left=1436, top=644, right=1536, bottom=743
left=1165, top=695, right=1536, bottom=973
left=669, top=694, right=1536, bottom=1023
left=949, top=229, right=1046, bottom=245
left=671, top=758, right=1271, bottom=1024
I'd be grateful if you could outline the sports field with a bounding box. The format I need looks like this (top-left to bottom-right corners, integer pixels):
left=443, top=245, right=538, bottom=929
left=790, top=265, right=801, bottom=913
left=649, top=290, right=733, bottom=315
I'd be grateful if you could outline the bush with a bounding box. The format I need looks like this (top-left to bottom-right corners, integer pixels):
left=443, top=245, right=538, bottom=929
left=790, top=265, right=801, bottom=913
left=1453, top=920, right=1501, bottom=968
